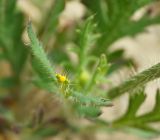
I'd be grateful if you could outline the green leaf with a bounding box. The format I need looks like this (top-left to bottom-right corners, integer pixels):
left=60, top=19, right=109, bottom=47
left=82, top=0, right=160, bottom=55
left=112, top=89, right=160, bottom=138
left=124, top=90, right=146, bottom=118
left=33, top=78, right=57, bottom=92
left=108, top=62, right=160, bottom=99
left=76, top=16, right=100, bottom=72
left=34, top=127, right=59, bottom=137
left=0, top=0, right=28, bottom=75
left=135, top=89, right=160, bottom=123
left=0, top=53, right=6, bottom=59
left=38, top=0, right=65, bottom=44
left=27, top=22, right=56, bottom=83
left=76, top=105, right=102, bottom=118
left=107, top=49, right=134, bottom=74
left=0, top=77, right=16, bottom=88
left=124, top=125, right=159, bottom=138
left=73, top=92, right=112, bottom=107
left=114, top=89, right=146, bottom=123
left=85, top=54, right=110, bottom=92
left=81, top=0, right=107, bottom=30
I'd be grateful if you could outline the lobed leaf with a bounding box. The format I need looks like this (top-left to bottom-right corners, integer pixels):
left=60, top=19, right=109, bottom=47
left=112, top=89, right=160, bottom=137
left=83, top=0, right=159, bottom=52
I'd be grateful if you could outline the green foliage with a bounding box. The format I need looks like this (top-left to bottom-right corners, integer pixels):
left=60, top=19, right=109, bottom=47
left=27, top=22, right=56, bottom=84
left=27, top=22, right=112, bottom=120
left=85, top=54, right=109, bottom=93
left=112, top=89, right=160, bottom=137
left=82, top=0, right=160, bottom=74
left=107, top=62, right=160, bottom=99
left=1, top=0, right=160, bottom=139
left=75, top=16, right=100, bottom=73
left=107, top=49, right=133, bottom=74
left=0, top=0, right=28, bottom=77
left=33, top=126, right=59, bottom=138
left=0, top=77, right=16, bottom=88
left=76, top=16, right=99, bottom=68
left=76, top=105, right=101, bottom=118
left=72, top=92, right=112, bottom=118
left=74, top=16, right=110, bottom=93
left=38, top=0, right=65, bottom=45
left=82, top=0, right=160, bottom=52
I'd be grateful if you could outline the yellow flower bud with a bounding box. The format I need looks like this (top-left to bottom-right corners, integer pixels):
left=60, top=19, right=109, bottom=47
left=56, top=74, right=69, bottom=84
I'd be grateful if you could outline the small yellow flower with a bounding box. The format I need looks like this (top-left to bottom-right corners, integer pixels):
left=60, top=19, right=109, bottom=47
left=56, top=74, right=69, bottom=84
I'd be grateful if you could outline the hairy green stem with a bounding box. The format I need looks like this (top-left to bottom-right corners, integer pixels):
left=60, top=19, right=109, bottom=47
left=27, top=22, right=56, bottom=82
left=108, top=63, right=160, bottom=99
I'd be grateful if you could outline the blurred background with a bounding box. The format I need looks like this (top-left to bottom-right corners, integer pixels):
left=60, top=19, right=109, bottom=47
left=1, top=0, right=160, bottom=139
